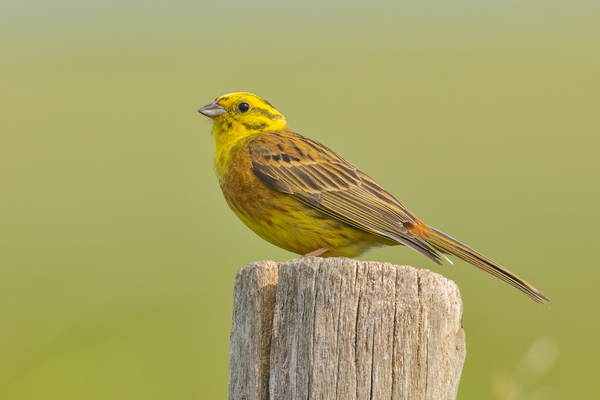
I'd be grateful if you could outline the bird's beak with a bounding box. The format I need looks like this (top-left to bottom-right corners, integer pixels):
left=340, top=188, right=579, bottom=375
left=198, top=100, right=226, bottom=117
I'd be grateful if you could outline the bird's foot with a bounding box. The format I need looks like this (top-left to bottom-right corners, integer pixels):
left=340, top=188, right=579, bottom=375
left=302, top=248, right=329, bottom=257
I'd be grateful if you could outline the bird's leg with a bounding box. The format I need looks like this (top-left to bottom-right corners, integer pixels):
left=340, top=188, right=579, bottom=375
left=302, top=248, right=329, bottom=257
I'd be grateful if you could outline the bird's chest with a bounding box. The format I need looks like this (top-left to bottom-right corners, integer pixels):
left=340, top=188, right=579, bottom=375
left=218, top=147, right=286, bottom=224
left=217, top=147, right=320, bottom=249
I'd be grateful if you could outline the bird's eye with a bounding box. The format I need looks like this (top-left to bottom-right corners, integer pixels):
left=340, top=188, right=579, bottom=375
left=238, top=102, right=250, bottom=113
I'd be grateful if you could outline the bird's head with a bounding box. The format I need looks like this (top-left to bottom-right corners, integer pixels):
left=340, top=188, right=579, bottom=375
left=198, top=93, right=288, bottom=141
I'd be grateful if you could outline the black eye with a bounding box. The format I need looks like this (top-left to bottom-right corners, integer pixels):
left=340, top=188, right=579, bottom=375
left=238, top=102, right=250, bottom=113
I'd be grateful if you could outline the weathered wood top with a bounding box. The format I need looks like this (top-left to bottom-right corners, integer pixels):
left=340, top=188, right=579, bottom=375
left=228, top=257, right=465, bottom=400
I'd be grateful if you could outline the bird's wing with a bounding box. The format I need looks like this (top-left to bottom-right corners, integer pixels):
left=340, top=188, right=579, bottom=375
left=248, top=131, right=443, bottom=263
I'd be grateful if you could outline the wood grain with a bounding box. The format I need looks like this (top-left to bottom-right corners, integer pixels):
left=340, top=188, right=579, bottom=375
left=228, top=260, right=280, bottom=400
left=228, top=257, right=465, bottom=400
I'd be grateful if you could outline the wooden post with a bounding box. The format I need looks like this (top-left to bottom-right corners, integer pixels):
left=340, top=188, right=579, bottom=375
left=228, top=257, right=466, bottom=400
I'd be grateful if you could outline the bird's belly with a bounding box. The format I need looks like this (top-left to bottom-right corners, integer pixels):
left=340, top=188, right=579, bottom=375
left=220, top=167, right=387, bottom=257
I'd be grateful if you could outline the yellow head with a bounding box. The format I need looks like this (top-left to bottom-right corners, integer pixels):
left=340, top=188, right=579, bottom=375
left=198, top=92, right=287, bottom=140
left=199, top=92, right=288, bottom=178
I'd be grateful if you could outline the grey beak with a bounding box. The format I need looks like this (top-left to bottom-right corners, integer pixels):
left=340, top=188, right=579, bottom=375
left=198, top=100, right=226, bottom=117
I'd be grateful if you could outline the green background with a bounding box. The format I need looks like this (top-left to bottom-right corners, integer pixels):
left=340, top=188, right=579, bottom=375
left=1, top=1, right=599, bottom=398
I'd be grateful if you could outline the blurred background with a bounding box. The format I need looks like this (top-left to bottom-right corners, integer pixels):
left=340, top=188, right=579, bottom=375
left=1, top=0, right=599, bottom=398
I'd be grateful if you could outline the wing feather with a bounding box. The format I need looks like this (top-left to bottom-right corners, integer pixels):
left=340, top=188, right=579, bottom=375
left=248, top=131, right=443, bottom=263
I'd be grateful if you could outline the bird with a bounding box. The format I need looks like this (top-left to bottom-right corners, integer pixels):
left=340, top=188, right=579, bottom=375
left=198, top=92, right=549, bottom=305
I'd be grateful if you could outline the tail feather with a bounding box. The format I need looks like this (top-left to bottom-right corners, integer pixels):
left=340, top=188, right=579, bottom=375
left=424, top=227, right=549, bottom=306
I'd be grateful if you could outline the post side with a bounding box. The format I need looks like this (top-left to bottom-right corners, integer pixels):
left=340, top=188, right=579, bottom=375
left=228, top=257, right=466, bottom=400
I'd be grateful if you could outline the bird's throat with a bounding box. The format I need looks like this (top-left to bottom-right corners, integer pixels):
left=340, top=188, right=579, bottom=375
left=211, top=121, right=255, bottom=180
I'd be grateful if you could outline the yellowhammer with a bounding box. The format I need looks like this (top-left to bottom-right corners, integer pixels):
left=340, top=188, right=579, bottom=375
left=198, top=92, right=548, bottom=305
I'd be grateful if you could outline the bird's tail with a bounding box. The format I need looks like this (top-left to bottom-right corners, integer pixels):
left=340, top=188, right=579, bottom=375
left=423, top=227, right=549, bottom=306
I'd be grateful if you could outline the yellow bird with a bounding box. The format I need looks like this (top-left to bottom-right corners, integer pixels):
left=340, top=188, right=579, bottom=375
left=198, top=92, right=548, bottom=305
